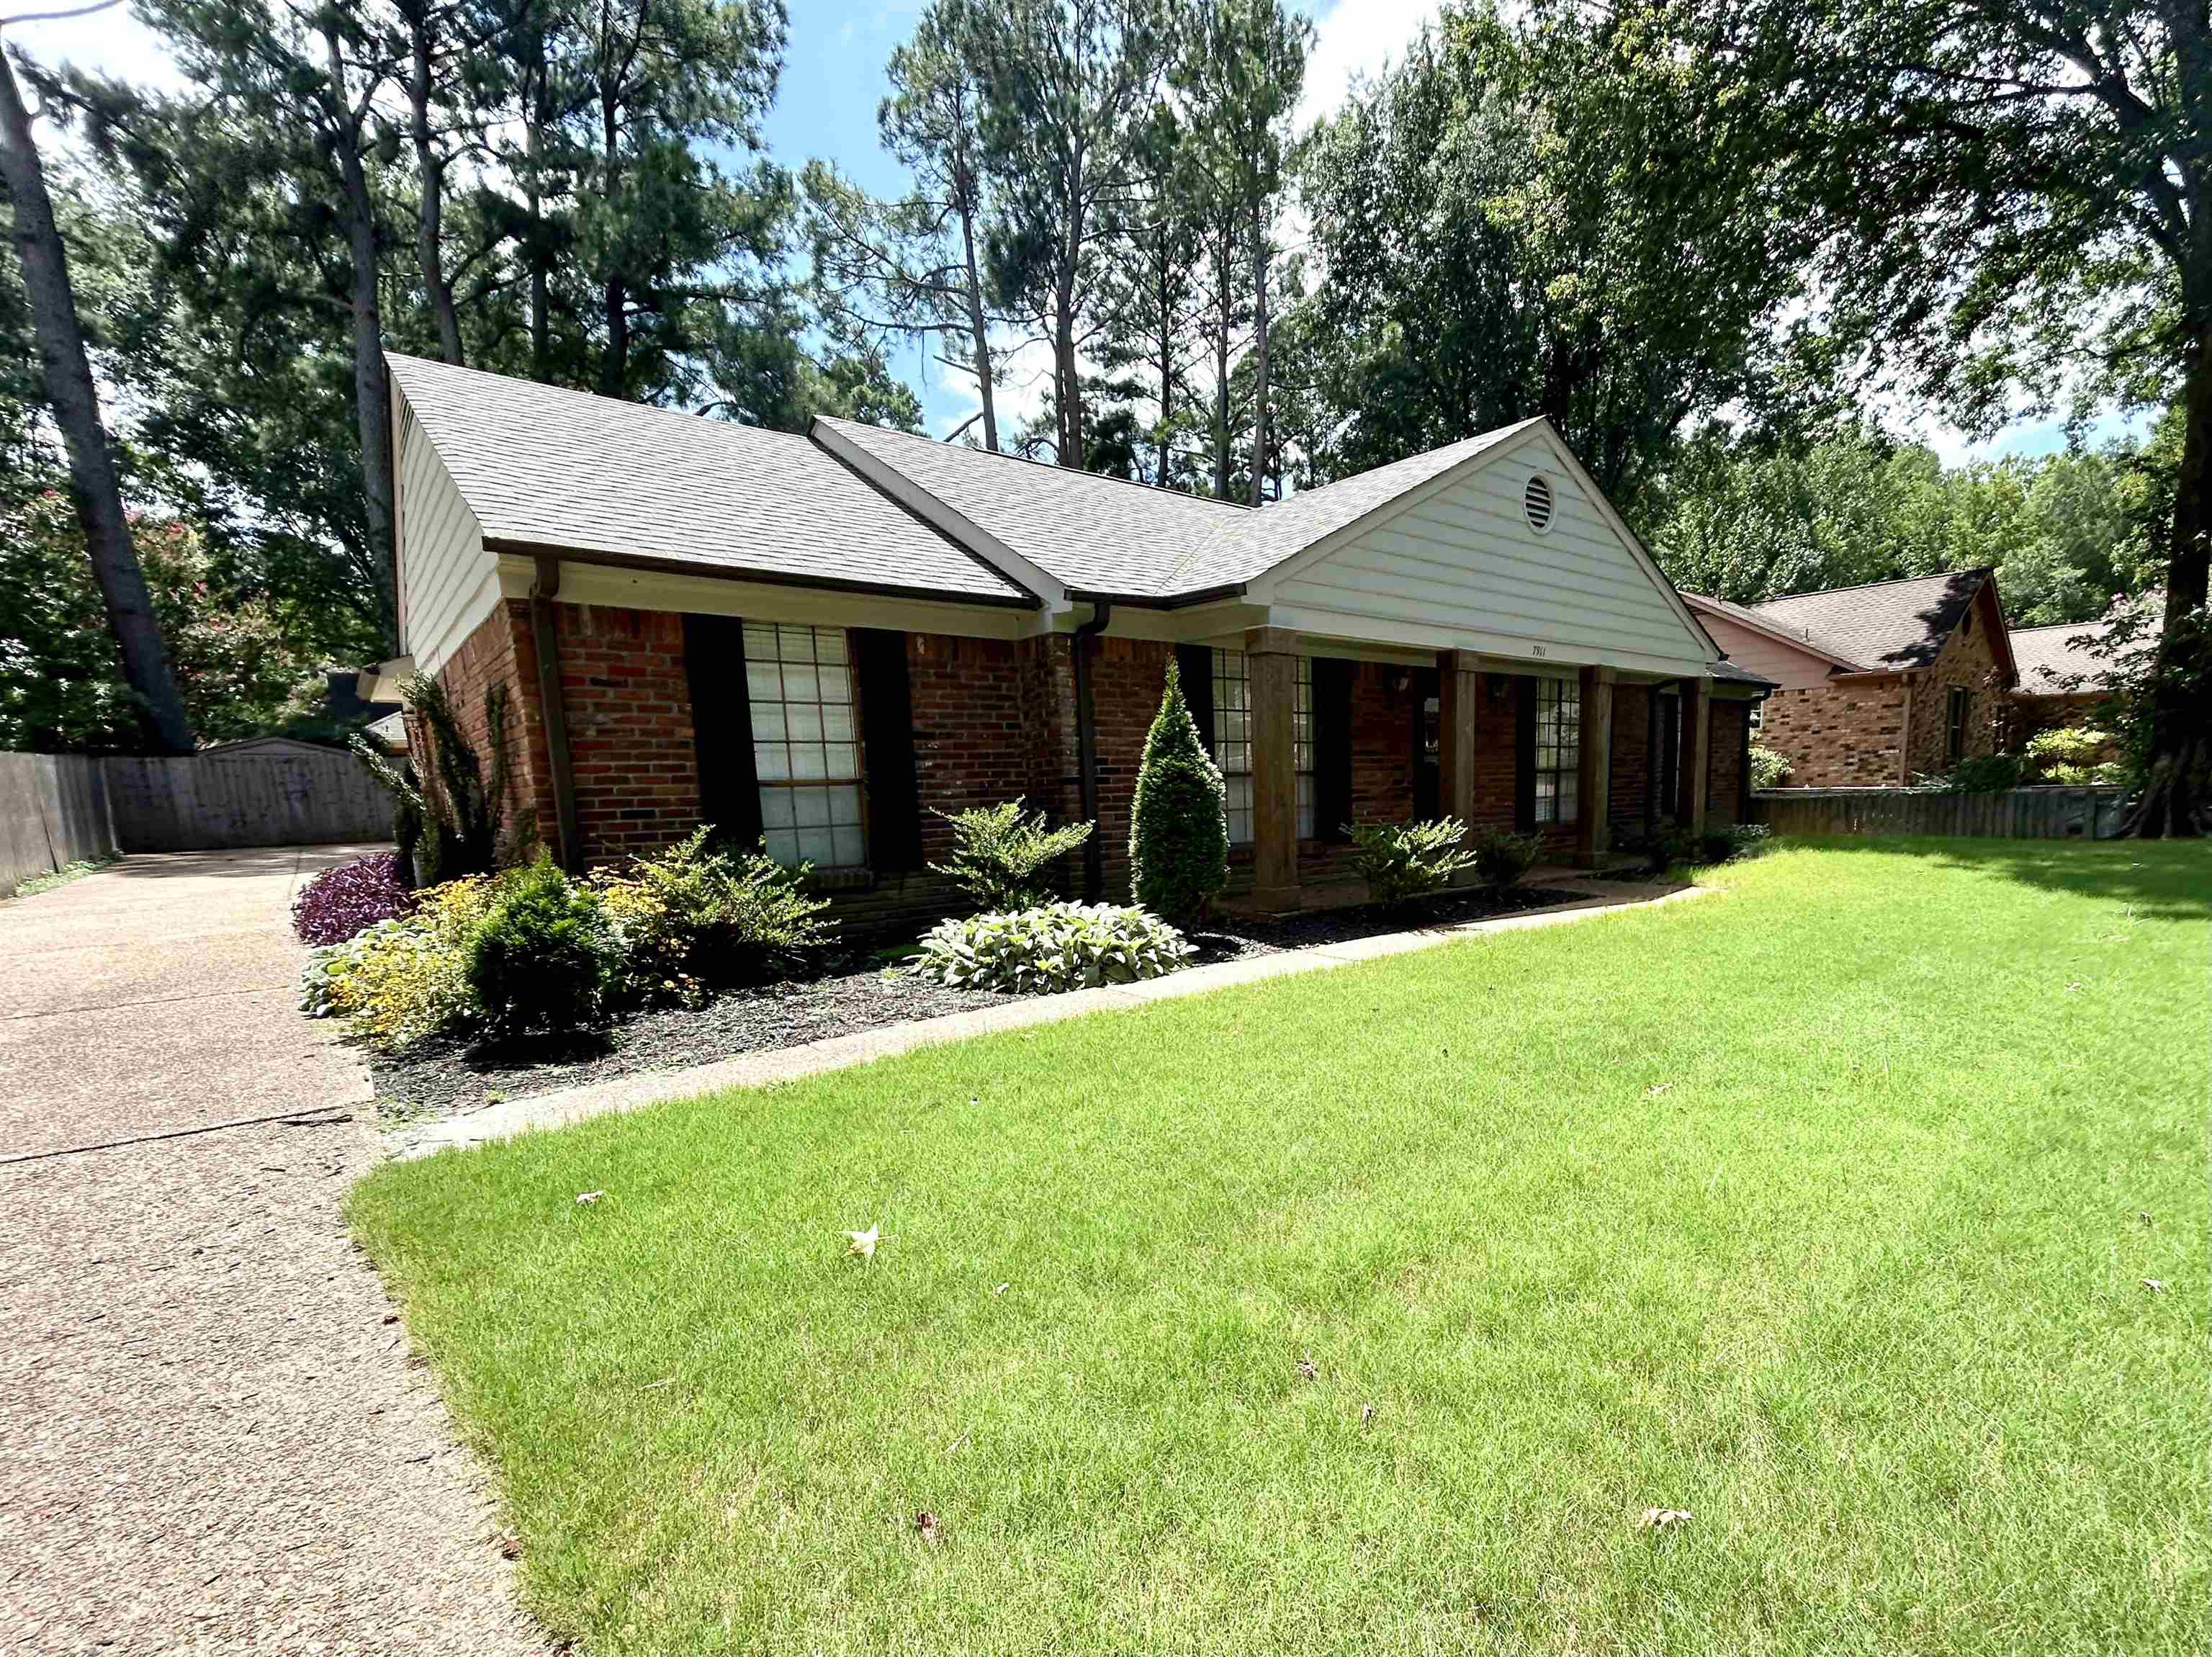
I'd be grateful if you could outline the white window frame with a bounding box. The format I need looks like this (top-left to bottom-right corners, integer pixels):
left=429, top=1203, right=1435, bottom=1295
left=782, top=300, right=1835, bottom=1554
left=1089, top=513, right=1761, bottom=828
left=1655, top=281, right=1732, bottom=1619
left=1212, top=648, right=1315, bottom=845
left=745, top=621, right=867, bottom=869
left=1533, top=676, right=1581, bottom=825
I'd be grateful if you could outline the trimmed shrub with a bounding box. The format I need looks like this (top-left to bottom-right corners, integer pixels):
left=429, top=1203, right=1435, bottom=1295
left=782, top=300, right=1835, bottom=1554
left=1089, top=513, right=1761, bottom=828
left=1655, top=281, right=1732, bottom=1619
left=466, top=856, right=624, bottom=1038
left=298, top=875, right=500, bottom=1048
left=1698, top=823, right=1771, bottom=863
left=292, top=853, right=415, bottom=946
left=1748, top=742, right=1791, bottom=789
left=909, top=902, right=1193, bottom=994
left=2024, top=726, right=2126, bottom=786
left=1465, top=826, right=1545, bottom=892
left=594, top=827, right=835, bottom=1002
left=1128, top=660, right=1228, bottom=927
left=1347, top=818, right=1481, bottom=907
left=929, top=798, right=1093, bottom=911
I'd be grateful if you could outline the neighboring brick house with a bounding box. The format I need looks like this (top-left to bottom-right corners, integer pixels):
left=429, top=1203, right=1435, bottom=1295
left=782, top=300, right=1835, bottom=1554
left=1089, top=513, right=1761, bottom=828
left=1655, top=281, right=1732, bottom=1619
left=1682, top=572, right=2017, bottom=788
left=2007, top=618, right=2122, bottom=747
left=381, top=355, right=1769, bottom=924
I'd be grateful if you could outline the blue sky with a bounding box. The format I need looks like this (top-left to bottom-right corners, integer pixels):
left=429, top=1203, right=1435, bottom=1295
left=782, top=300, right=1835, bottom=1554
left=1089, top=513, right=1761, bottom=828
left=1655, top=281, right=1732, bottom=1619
left=14, top=0, right=2144, bottom=461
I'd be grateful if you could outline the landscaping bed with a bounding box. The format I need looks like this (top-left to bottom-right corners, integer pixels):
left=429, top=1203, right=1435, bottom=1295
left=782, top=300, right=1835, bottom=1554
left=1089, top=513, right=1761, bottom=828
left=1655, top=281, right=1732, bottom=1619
left=365, top=882, right=1599, bottom=1115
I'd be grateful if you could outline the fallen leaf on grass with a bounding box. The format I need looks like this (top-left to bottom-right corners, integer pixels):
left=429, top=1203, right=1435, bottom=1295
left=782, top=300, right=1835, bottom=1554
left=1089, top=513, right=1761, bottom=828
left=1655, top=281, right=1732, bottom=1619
left=990, top=1282, right=1009, bottom=1297
left=1637, top=1507, right=1692, bottom=1532
left=843, top=1226, right=881, bottom=1260
left=1645, top=1083, right=1673, bottom=1097
left=915, top=1510, right=943, bottom=1543
left=575, top=1190, right=604, bottom=1206
left=1360, top=1404, right=1375, bottom=1429
left=1296, top=1355, right=1319, bottom=1380
left=2144, top=1278, right=2167, bottom=1294
left=496, top=1532, right=523, bottom=1560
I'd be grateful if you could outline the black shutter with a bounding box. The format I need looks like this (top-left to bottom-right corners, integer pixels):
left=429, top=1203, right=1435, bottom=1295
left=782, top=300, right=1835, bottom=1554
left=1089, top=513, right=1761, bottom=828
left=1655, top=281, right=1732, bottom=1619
left=1514, top=676, right=1537, bottom=832
left=1411, top=665, right=1439, bottom=819
left=853, top=628, right=920, bottom=872
left=1313, top=657, right=1354, bottom=840
left=683, top=614, right=762, bottom=848
left=1645, top=684, right=1661, bottom=833
left=1175, top=642, right=1215, bottom=749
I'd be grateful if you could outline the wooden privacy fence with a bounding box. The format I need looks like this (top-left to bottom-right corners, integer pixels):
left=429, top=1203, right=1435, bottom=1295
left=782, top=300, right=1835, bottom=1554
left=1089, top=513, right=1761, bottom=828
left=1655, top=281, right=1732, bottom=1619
left=0, top=752, right=117, bottom=893
left=101, top=739, right=396, bottom=852
left=1753, top=786, right=2130, bottom=841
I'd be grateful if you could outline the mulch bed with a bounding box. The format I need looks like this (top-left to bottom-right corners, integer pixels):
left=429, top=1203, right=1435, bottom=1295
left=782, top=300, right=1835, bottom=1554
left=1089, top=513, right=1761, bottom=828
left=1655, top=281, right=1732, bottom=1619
left=365, top=882, right=1604, bottom=1119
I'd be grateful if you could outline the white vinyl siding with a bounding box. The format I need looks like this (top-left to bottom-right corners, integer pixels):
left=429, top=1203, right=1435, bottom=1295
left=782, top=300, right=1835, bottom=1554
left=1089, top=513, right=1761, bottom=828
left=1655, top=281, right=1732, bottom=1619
left=746, top=622, right=866, bottom=868
left=1213, top=649, right=1313, bottom=844
left=395, top=396, right=497, bottom=675
left=1270, top=436, right=1712, bottom=675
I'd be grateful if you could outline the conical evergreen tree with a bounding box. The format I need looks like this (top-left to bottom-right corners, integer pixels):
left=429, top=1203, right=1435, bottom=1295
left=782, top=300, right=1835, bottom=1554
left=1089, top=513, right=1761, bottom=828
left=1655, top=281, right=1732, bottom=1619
left=1128, top=659, right=1228, bottom=925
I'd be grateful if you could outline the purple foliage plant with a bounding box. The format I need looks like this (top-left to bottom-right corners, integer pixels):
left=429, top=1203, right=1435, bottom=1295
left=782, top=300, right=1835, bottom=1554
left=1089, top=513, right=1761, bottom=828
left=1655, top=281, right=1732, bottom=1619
left=292, top=853, right=417, bottom=947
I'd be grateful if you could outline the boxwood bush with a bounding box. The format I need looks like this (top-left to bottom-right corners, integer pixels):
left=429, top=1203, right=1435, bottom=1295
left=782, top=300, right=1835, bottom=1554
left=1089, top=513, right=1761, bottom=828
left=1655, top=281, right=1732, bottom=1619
left=466, top=855, right=625, bottom=1038
left=909, top=902, right=1194, bottom=994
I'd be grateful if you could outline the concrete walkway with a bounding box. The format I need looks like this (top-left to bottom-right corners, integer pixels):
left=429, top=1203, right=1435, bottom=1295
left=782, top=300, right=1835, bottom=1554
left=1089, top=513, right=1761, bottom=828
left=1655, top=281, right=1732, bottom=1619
left=0, top=848, right=537, bottom=1655
left=396, top=878, right=1710, bottom=1161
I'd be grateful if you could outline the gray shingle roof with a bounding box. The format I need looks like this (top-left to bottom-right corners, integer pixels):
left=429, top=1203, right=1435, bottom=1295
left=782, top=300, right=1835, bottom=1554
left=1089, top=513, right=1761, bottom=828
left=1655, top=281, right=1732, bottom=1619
left=2011, top=619, right=2116, bottom=693
left=387, top=354, right=1030, bottom=604
left=1711, top=657, right=1777, bottom=688
left=1748, top=569, right=1993, bottom=671
left=819, top=413, right=1542, bottom=598
left=818, top=416, right=1250, bottom=596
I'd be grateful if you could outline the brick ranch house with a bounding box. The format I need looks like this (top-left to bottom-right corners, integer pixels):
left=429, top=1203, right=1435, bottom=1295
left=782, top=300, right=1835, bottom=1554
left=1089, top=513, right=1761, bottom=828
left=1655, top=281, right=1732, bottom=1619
left=1681, top=570, right=2018, bottom=789
left=2006, top=617, right=2123, bottom=747
left=382, top=354, right=1770, bottom=925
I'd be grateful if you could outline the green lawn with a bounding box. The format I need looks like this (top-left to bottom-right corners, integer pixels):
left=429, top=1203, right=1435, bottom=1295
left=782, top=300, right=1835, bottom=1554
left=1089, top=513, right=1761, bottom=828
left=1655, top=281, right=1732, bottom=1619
left=349, top=840, right=2210, bottom=1653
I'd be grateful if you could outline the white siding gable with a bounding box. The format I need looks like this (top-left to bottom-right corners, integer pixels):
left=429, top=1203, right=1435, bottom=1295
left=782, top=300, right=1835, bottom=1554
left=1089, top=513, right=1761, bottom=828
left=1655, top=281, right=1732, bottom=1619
left=1261, top=433, right=1713, bottom=675
left=395, top=391, right=498, bottom=675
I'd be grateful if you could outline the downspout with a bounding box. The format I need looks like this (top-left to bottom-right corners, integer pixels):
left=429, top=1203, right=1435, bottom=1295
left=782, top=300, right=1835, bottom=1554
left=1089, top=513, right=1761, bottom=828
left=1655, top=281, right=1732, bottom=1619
left=1071, top=601, right=1112, bottom=900
left=530, top=555, right=583, bottom=871
left=1897, top=675, right=1915, bottom=787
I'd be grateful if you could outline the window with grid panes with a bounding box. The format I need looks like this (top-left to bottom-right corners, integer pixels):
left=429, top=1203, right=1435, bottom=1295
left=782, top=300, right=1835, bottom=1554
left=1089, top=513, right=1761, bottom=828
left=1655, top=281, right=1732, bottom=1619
left=745, top=622, right=866, bottom=868
left=1533, top=677, right=1580, bottom=824
left=1211, top=648, right=1314, bottom=844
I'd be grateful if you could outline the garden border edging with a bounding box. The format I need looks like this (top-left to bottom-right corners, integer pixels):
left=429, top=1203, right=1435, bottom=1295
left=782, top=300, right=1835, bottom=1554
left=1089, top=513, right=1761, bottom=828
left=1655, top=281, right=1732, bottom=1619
left=388, top=880, right=1712, bottom=1159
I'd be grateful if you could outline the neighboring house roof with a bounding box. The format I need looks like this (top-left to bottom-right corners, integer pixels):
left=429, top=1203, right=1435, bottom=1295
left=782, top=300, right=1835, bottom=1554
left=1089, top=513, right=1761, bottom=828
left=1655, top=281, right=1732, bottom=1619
left=1749, top=568, right=1997, bottom=673
left=386, top=354, right=1031, bottom=606
left=1679, top=590, right=1862, bottom=671
left=2012, top=619, right=2117, bottom=694
left=1710, top=657, right=1778, bottom=688
left=365, top=709, right=408, bottom=751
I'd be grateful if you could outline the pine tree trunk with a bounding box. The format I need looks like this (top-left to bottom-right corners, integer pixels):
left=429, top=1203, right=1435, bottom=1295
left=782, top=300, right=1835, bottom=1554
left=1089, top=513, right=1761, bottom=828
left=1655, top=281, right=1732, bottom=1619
left=0, top=50, right=194, bottom=753
left=598, top=86, right=626, bottom=397
left=1248, top=194, right=1270, bottom=508
left=956, top=187, right=997, bottom=451
left=2126, top=325, right=2211, bottom=837
left=525, top=25, right=549, bottom=377
left=410, top=19, right=464, bottom=364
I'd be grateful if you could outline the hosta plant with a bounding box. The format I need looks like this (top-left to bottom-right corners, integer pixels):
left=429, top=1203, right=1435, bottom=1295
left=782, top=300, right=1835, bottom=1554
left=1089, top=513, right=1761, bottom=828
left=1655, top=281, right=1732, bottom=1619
left=909, top=902, right=1194, bottom=994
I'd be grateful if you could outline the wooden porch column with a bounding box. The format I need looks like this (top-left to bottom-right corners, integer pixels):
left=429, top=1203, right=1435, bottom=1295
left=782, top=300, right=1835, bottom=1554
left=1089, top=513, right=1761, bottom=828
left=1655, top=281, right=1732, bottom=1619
left=1677, top=674, right=1712, bottom=837
left=1246, top=627, right=1301, bottom=913
left=1436, top=650, right=1480, bottom=824
left=1575, top=665, right=1615, bottom=864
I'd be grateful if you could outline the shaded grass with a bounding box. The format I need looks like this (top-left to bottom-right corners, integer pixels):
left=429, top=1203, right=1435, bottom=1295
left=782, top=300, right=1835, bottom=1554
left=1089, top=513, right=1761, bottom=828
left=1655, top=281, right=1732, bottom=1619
left=350, top=840, right=2211, bottom=1653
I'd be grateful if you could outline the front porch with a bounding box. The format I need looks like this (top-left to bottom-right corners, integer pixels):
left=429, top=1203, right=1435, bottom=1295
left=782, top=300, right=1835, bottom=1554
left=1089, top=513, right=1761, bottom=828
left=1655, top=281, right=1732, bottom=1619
left=1188, top=627, right=1749, bottom=915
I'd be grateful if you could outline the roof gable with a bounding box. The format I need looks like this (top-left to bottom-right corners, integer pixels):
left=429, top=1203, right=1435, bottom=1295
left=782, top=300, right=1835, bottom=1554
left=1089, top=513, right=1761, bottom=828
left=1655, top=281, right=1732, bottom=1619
left=1260, top=427, right=1721, bottom=675
left=1749, top=569, right=1995, bottom=673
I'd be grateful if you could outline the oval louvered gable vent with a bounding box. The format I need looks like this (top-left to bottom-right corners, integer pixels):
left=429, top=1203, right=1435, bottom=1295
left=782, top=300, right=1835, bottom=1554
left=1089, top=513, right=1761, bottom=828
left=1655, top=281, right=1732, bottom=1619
left=1523, top=473, right=1555, bottom=533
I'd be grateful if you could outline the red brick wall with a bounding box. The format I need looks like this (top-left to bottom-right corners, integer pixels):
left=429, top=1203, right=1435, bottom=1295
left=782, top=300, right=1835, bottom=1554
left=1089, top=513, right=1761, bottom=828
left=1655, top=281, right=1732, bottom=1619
left=907, top=633, right=1052, bottom=869
left=1087, top=637, right=1176, bottom=896
left=555, top=604, right=699, bottom=863
left=1904, top=599, right=2008, bottom=781
left=416, top=600, right=552, bottom=861
left=1708, top=700, right=1748, bottom=825
left=1347, top=660, right=1417, bottom=825
left=1609, top=681, right=1652, bottom=833
left=1757, top=678, right=1909, bottom=787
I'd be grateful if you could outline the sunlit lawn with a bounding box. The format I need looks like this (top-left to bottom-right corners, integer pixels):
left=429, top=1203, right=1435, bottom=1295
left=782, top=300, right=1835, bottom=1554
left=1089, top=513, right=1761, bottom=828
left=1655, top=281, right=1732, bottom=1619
left=350, top=839, right=2209, bottom=1653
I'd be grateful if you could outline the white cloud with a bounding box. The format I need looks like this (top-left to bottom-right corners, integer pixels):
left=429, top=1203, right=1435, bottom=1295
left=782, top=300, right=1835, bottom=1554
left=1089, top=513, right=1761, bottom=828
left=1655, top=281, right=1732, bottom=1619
left=6, top=5, right=189, bottom=95
left=1292, top=0, right=1441, bottom=130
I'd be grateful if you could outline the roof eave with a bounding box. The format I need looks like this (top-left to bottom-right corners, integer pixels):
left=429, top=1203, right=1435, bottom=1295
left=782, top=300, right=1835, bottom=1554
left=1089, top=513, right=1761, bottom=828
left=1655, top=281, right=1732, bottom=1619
left=482, top=536, right=1043, bottom=611
left=1065, top=582, right=1249, bottom=611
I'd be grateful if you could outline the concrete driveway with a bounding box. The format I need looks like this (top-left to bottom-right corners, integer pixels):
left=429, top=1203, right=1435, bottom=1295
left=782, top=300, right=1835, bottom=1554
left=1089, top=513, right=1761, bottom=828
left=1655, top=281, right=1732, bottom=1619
left=0, top=847, right=537, bottom=1654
